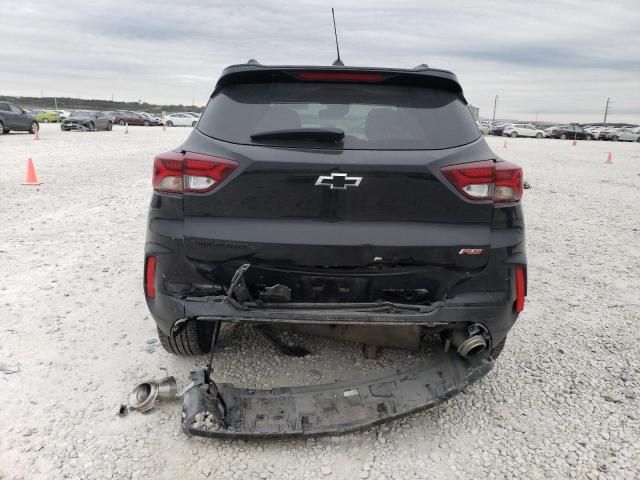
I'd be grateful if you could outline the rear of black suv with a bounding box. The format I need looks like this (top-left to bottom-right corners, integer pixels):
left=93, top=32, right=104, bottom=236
left=144, top=64, right=526, bottom=365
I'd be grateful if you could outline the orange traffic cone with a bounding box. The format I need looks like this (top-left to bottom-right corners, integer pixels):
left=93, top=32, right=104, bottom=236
left=502, top=140, right=507, bottom=149
left=572, top=139, right=577, bottom=146
left=34, top=126, right=40, bottom=140
left=22, top=158, right=42, bottom=185
left=605, top=152, right=613, bottom=164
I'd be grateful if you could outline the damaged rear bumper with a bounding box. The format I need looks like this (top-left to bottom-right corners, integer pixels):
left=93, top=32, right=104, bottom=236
left=181, top=350, right=493, bottom=438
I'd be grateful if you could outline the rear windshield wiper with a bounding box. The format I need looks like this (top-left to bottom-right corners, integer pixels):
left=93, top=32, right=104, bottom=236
left=250, top=128, right=345, bottom=143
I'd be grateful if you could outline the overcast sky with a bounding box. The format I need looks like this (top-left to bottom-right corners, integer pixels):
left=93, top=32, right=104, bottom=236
left=1, top=0, right=639, bottom=122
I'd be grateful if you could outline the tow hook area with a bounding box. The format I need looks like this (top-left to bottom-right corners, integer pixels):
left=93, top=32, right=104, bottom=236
left=447, top=323, right=490, bottom=358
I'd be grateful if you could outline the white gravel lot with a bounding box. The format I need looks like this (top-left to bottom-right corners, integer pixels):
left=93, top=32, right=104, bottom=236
left=1, top=124, right=639, bottom=480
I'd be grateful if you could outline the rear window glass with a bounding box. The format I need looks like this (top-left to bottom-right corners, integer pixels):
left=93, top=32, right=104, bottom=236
left=198, top=82, right=479, bottom=150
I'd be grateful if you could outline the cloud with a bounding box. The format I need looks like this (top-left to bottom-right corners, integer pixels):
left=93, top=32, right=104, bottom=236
left=1, top=0, right=638, bottom=122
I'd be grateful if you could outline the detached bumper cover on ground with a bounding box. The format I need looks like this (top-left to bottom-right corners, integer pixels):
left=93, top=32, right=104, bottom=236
left=181, top=350, right=493, bottom=438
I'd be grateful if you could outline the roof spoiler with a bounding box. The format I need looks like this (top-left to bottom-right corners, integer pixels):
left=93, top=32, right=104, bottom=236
left=212, top=64, right=467, bottom=103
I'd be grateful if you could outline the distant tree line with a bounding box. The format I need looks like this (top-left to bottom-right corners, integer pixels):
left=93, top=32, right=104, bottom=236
left=0, top=95, right=205, bottom=114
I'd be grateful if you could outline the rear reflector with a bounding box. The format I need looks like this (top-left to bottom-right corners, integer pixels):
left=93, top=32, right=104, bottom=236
left=153, top=151, right=238, bottom=193
left=514, top=266, right=526, bottom=313
left=295, top=71, right=384, bottom=82
left=145, top=256, right=157, bottom=299
left=441, top=160, right=523, bottom=203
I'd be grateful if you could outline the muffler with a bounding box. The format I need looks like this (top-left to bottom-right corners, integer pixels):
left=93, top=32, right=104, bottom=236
left=449, top=324, right=488, bottom=358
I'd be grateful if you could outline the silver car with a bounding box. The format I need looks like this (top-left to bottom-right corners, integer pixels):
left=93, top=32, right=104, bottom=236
left=609, top=128, right=640, bottom=142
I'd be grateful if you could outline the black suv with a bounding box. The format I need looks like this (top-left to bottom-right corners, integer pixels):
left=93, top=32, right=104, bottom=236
left=0, top=101, right=39, bottom=135
left=144, top=63, right=527, bottom=435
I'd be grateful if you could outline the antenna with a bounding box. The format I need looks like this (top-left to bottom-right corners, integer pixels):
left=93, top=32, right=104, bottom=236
left=331, top=8, right=343, bottom=66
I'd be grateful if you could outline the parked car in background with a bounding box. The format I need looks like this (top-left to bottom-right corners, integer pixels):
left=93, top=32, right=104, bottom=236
left=0, top=101, right=39, bottom=134
left=502, top=123, right=545, bottom=138
left=137, top=112, right=163, bottom=125
left=54, top=110, right=71, bottom=121
left=106, top=110, right=155, bottom=126
left=476, top=121, right=489, bottom=135
left=61, top=111, right=113, bottom=131
left=163, top=112, right=198, bottom=127
left=31, top=109, right=60, bottom=123
left=489, top=122, right=511, bottom=136
left=548, top=125, right=592, bottom=140
left=608, top=128, right=640, bottom=142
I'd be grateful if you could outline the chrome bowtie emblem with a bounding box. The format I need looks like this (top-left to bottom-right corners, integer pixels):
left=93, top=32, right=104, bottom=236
left=314, top=173, right=362, bottom=190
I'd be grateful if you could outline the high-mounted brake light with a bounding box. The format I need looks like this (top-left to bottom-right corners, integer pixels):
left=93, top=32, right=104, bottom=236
left=152, top=152, right=238, bottom=193
left=295, top=71, right=384, bottom=82
left=145, top=256, right=156, bottom=299
left=441, top=160, right=523, bottom=203
left=514, top=266, right=526, bottom=313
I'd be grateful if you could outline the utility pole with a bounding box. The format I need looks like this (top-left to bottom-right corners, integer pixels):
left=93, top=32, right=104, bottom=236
left=492, top=95, right=499, bottom=123
left=603, top=97, right=612, bottom=126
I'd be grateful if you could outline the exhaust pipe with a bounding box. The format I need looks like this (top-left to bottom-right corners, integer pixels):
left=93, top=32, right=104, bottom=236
left=449, top=325, right=488, bottom=358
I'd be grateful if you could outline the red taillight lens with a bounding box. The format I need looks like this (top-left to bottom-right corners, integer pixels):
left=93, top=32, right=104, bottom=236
left=145, top=256, right=156, bottom=299
left=295, top=71, right=384, bottom=82
left=441, top=160, right=523, bottom=203
left=152, top=152, right=238, bottom=193
left=514, top=266, right=526, bottom=313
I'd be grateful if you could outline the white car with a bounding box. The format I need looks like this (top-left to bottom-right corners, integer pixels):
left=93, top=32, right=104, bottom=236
left=163, top=113, right=198, bottom=127
left=476, top=121, right=489, bottom=135
left=184, top=112, right=202, bottom=118
left=503, top=123, right=545, bottom=138
left=608, top=128, right=640, bottom=142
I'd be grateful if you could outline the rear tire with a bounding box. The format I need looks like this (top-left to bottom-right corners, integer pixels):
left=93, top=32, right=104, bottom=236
left=560, top=133, right=567, bottom=140
left=536, top=133, right=543, bottom=138
left=106, top=121, right=113, bottom=131
left=611, top=135, right=619, bottom=141
left=88, top=122, right=95, bottom=131
left=29, top=121, right=39, bottom=134
left=157, top=321, right=216, bottom=356
left=510, top=131, right=518, bottom=138
left=491, top=337, right=507, bottom=359
left=119, top=119, right=126, bottom=126
left=166, top=121, right=174, bottom=127
left=192, top=121, right=197, bottom=127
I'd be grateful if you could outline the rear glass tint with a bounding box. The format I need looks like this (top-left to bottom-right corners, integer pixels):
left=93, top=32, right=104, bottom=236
left=198, top=83, right=479, bottom=150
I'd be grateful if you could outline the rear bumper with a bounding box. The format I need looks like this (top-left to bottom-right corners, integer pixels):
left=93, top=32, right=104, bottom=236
left=151, top=291, right=519, bottom=347
left=181, top=349, right=493, bottom=438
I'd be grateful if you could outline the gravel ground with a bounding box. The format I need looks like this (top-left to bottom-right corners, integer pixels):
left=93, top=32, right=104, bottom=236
left=1, top=124, right=639, bottom=479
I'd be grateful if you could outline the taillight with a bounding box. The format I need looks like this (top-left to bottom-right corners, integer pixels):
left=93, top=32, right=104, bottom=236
left=441, top=160, right=523, bottom=203
left=152, top=152, right=238, bottom=193
left=295, top=71, right=384, bottom=82
left=145, top=256, right=156, bottom=299
left=514, top=266, right=526, bottom=313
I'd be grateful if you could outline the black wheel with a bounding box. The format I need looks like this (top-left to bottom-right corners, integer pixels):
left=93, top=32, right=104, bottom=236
left=491, top=337, right=507, bottom=359
left=144, top=120, right=150, bottom=126
left=119, top=119, right=126, bottom=126
left=192, top=121, right=197, bottom=127
left=585, top=134, right=592, bottom=140
left=157, top=320, right=217, bottom=356
left=88, top=122, right=95, bottom=131
left=0, top=121, right=4, bottom=135
left=636, top=137, right=640, bottom=143
left=611, top=135, right=619, bottom=141
left=510, top=131, right=517, bottom=138
left=560, top=133, right=567, bottom=140
left=536, top=133, right=543, bottom=139
left=166, top=121, right=174, bottom=127
left=43, top=118, right=50, bottom=123
left=106, top=122, right=113, bottom=131
left=29, top=121, right=39, bottom=134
